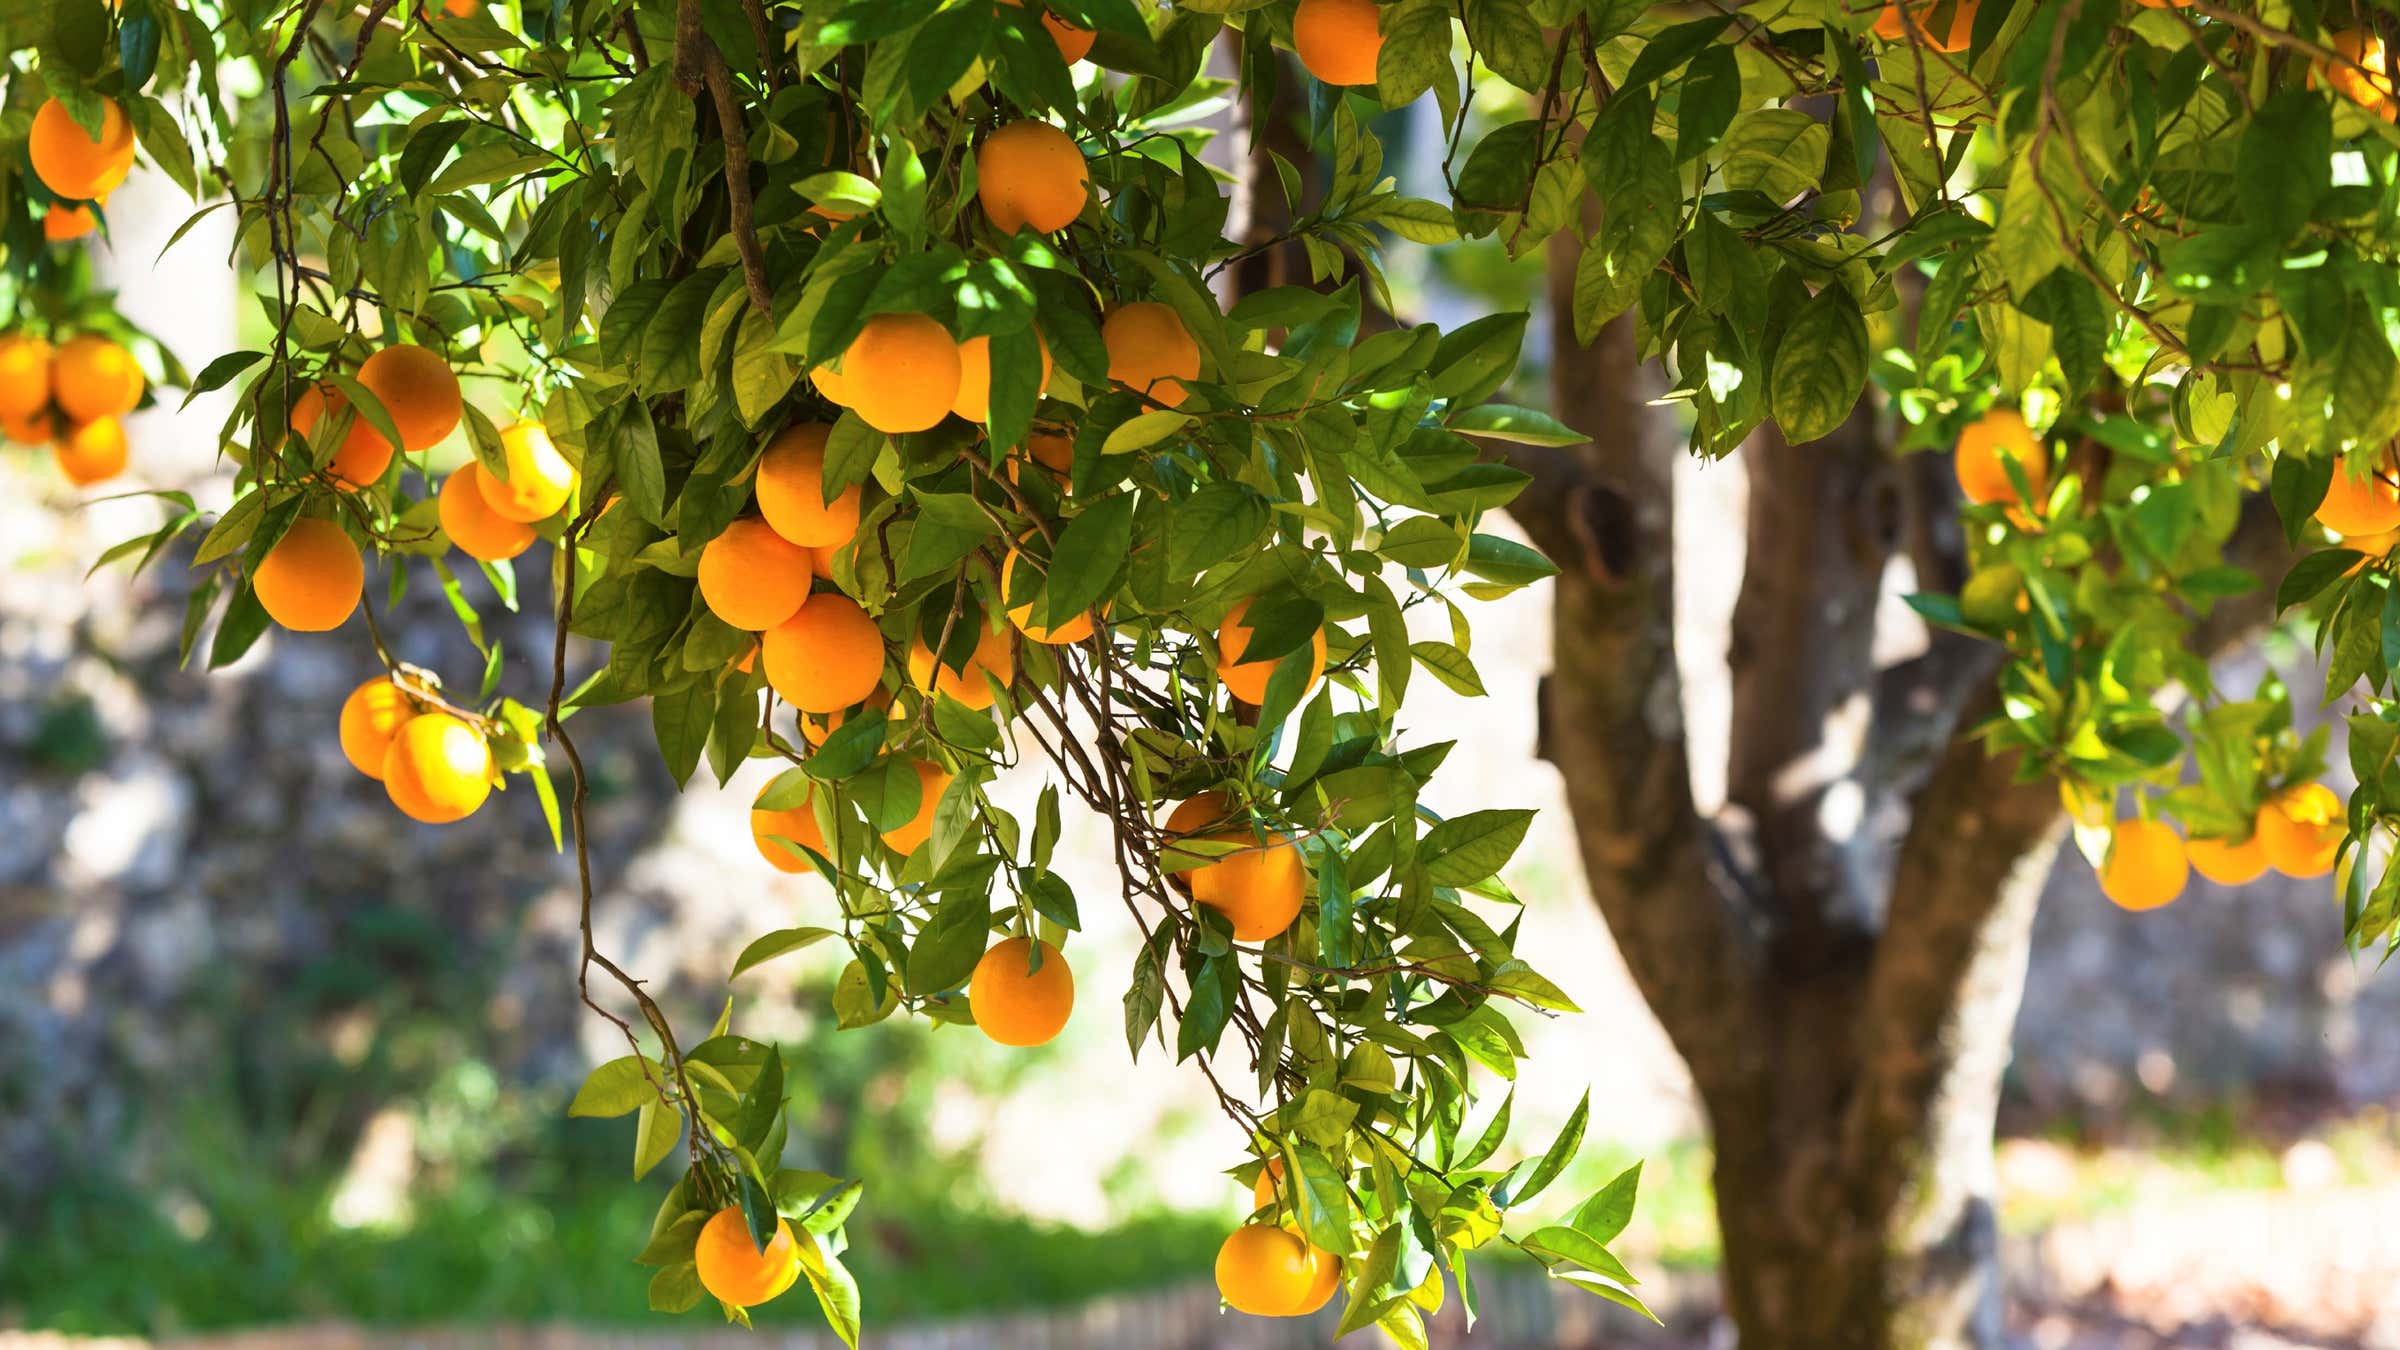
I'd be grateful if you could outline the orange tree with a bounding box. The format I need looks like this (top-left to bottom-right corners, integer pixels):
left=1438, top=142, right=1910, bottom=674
left=34, top=0, right=2400, bottom=1343
left=25, top=0, right=1648, bottom=1342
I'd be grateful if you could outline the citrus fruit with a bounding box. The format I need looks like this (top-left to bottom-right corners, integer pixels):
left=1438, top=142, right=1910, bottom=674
left=976, top=120, right=1089, bottom=235
left=382, top=712, right=494, bottom=823
left=340, top=679, right=421, bottom=780
left=763, top=594, right=887, bottom=713
left=2185, top=830, right=2269, bottom=887
left=1873, top=0, right=1977, bottom=52
left=755, top=423, right=862, bottom=547
left=810, top=362, right=852, bottom=406
left=1293, top=0, right=1385, bottom=86
left=28, top=97, right=138, bottom=201
left=2257, top=784, right=2344, bottom=878
left=692, top=1207, right=801, bottom=1309
left=52, top=334, right=145, bottom=423
left=1102, top=302, right=1201, bottom=408
left=44, top=204, right=98, bottom=241
left=1217, top=597, right=1327, bottom=705
left=699, top=517, right=815, bottom=632
left=1953, top=408, right=2046, bottom=508
left=357, top=343, right=463, bottom=451
left=54, top=417, right=127, bottom=485
left=881, top=759, right=954, bottom=857
left=1293, top=1247, right=1340, bottom=1316
left=907, top=623, right=1016, bottom=710
left=0, top=333, right=52, bottom=419
left=2315, top=459, right=2400, bottom=536
left=254, top=517, right=363, bottom=632
left=2318, top=29, right=2398, bottom=119
left=439, top=464, right=536, bottom=562
left=289, top=385, right=396, bottom=490
left=968, top=936, right=1074, bottom=1047
left=841, top=314, right=960, bottom=434
left=1251, top=1156, right=1284, bottom=1212
left=1215, top=1224, right=1320, bottom=1316
left=752, top=781, right=828, bottom=873
left=2098, top=818, right=2188, bottom=912
left=1000, top=548, right=1095, bottom=644
left=477, top=421, right=575, bottom=522
left=3, top=409, right=56, bottom=445
left=951, top=330, right=1052, bottom=423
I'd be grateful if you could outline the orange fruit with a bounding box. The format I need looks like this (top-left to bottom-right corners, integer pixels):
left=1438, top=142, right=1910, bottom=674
left=752, top=781, right=828, bottom=873
left=755, top=423, right=862, bottom=547
left=1102, top=302, right=1200, bottom=408
left=1293, top=0, right=1384, bottom=86
left=1217, top=598, right=1327, bottom=706
left=2097, top=818, right=2188, bottom=912
left=968, top=936, right=1074, bottom=1046
left=763, top=594, right=887, bottom=713
left=951, top=331, right=1053, bottom=423
left=28, top=97, right=137, bottom=201
left=52, top=334, right=144, bottom=423
left=382, top=712, right=494, bottom=823
left=0, top=333, right=53, bottom=419
left=1001, top=0, right=1096, bottom=62
left=477, top=421, right=575, bottom=522
left=2319, top=30, right=2398, bottom=119
left=841, top=313, right=961, bottom=434
left=254, top=517, right=363, bottom=632
left=800, top=685, right=893, bottom=747
left=357, top=343, right=463, bottom=452
left=808, top=540, right=843, bottom=579
left=1251, top=1156, right=1284, bottom=1212
left=1293, top=1247, right=1340, bottom=1316
left=1165, top=791, right=1307, bottom=941
left=810, top=362, right=853, bottom=406
left=692, top=1206, right=801, bottom=1309
left=2257, top=784, right=2344, bottom=878
left=44, top=203, right=98, bottom=241
left=1215, top=1224, right=1321, bottom=1316
left=289, top=385, right=396, bottom=490
left=976, top=120, right=1090, bottom=235
left=699, top=517, right=815, bottom=631
left=3, top=410, right=56, bottom=445
left=2315, top=458, right=2400, bottom=536
left=443, top=0, right=480, bottom=13
left=908, top=623, right=1016, bottom=710
left=1001, top=548, right=1095, bottom=644
left=2185, top=830, right=2269, bottom=887
left=439, top=464, right=535, bottom=562
left=1027, top=430, right=1074, bottom=474
left=1953, top=408, right=2046, bottom=508
left=881, top=759, right=955, bottom=856
left=340, top=679, right=421, bottom=780
left=53, top=417, right=127, bottom=485
left=1873, top=0, right=1977, bottom=52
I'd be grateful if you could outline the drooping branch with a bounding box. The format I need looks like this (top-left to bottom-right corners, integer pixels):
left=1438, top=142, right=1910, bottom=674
left=674, top=0, right=773, bottom=314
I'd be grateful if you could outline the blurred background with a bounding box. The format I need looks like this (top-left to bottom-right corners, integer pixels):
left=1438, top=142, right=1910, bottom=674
left=7, top=109, right=2400, bottom=1350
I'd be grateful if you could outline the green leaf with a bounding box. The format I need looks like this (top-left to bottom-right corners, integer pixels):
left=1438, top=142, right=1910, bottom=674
left=568, top=1056, right=661, bottom=1118
left=1420, top=809, right=1534, bottom=886
left=731, top=927, right=840, bottom=979
left=1769, top=285, right=1868, bottom=444
left=1448, top=402, right=1585, bottom=445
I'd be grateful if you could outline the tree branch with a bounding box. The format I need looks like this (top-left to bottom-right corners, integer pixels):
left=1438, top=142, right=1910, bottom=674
left=674, top=0, right=773, bottom=314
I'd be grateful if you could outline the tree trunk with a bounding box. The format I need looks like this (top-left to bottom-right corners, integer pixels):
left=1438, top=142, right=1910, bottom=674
left=1508, top=223, right=2288, bottom=1344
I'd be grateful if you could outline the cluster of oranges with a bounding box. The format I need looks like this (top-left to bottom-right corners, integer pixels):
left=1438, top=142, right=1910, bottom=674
left=336, top=677, right=496, bottom=825
left=0, top=330, right=147, bottom=485
left=26, top=94, right=138, bottom=237
left=2098, top=785, right=2346, bottom=912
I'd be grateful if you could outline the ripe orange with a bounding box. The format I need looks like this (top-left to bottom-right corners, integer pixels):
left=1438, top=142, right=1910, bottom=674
left=882, top=759, right=954, bottom=856
left=1293, top=0, right=1385, bottom=86
left=1165, top=791, right=1307, bottom=941
left=951, top=331, right=1053, bottom=422
left=752, top=782, right=828, bottom=873
left=3, top=410, right=56, bottom=445
left=340, top=679, right=421, bottom=780
left=2185, top=830, right=2269, bottom=887
left=382, top=712, right=494, bottom=823
left=357, top=344, right=463, bottom=451
left=1953, top=408, right=2046, bottom=508
left=2257, top=784, right=2344, bottom=878
left=763, top=594, right=887, bottom=712
left=2318, top=30, right=2398, bottom=119
left=1001, top=548, right=1095, bottom=644
left=810, top=362, right=852, bottom=406
left=254, top=517, right=363, bottom=632
left=1873, top=0, right=1977, bottom=52
left=1217, top=598, right=1327, bottom=705
left=52, top=334, right=145, bottom=423
left=439, top=464, right=535, bottom=562
left=1251, top=1156, right=1284, bottom=1212
left=289, top=386, right=396, bottom=491
left=443, top=0, right=480, bottom=13
left=1000, top=0, right=1096, bottom=61
left=2315, top=459, right=2400, bottom=536
left=1102, top=302, right=1200, bottom=408
left=54, top=417, right=127, bottom=486
left=976, top=120, right=1089, bottom=235
left=1214, top=1224, right=1321, bottom=1316
left=692, top=1207, right=801, bottom=1309
left=908, top=623, right=1016, bottom=710
left=699, top=517, right=815, bottom=632
left=842, top=314, right=961, bottom=434
left=478, top=421, right=575, bottom=522
left=1293, top=1246, right=1340, bottom=1316
left=800, top=685, right=893, bottom=747
left=968, top=936, right=1074, bottom=1046
left=1026, top=430, right=1074, bottom=475
left=28, top=97, right=138, bottom=201
left=0, top=333, right=52, bottom=418
left=2098, top=818, right=2188, bottom=912
left=44, top=203, right=98, bottom=241
left=755, top=423, right=862, bottom=547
